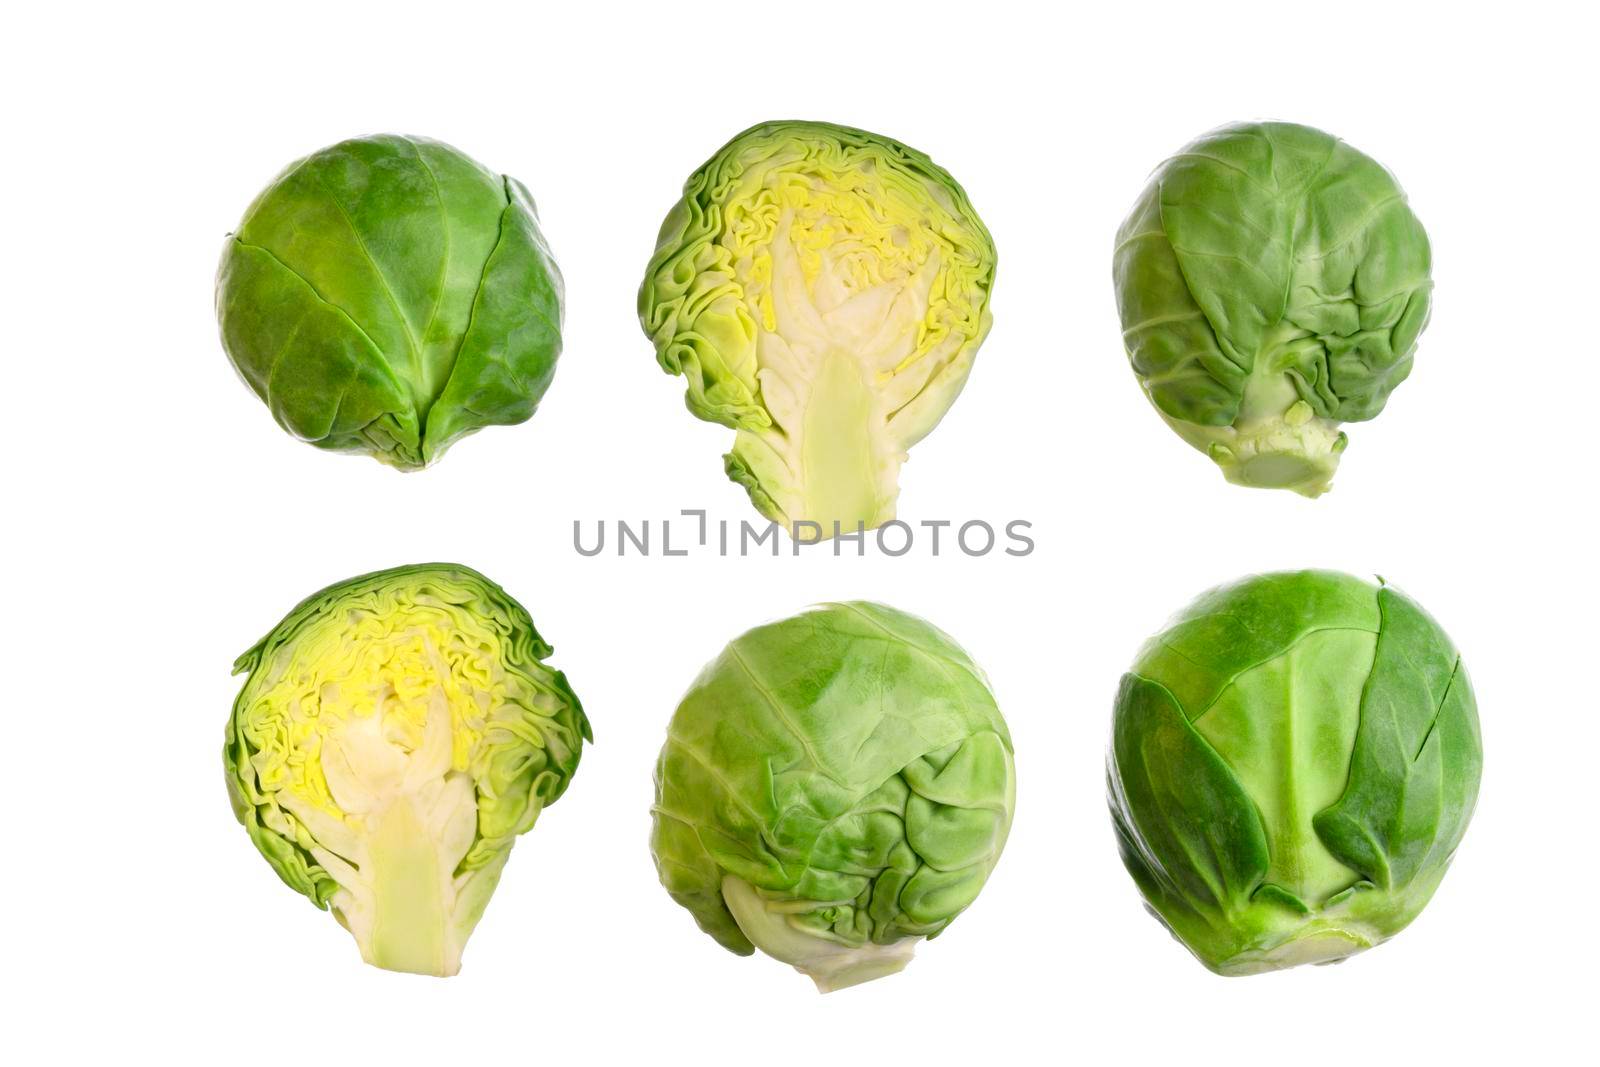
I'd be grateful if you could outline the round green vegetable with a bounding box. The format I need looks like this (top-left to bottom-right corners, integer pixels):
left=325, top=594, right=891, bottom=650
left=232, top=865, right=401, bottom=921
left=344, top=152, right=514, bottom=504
left=224, top=563, right=590, bottom=976
left=650, top=602, right=1015, bottom=991
left=216, top=135, right=564, bottom=470
left=639, top=121, right=996, bottom=538
left=1108, top=571, right=1481, bottom=975
left=1113, top=123, right=1432, bottom=496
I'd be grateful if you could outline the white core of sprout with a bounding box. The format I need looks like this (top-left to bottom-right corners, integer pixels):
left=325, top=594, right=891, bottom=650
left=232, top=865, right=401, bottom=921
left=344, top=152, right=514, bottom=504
left=721, top=876, right=920, bottom=993
left=263, top=632, right=499, bottom=977
left=733, top=201, right=967, bottom=534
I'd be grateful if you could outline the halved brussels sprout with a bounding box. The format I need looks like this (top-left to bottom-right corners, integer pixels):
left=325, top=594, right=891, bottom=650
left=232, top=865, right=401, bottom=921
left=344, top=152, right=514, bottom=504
left=224, top=564, right=590, bottom=976
left=640, top=121, right=996, bottom=537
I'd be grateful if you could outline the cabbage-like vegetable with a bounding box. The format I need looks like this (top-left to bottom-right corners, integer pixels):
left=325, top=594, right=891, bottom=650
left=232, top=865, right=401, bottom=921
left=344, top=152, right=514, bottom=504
left=1113, top=123, right=1431, bottom=496
left=224, top=564, right=590, bottom=976
left=215, top=135, right=564, bottom=470
left=651, top=602, right=1014, bottom=991
left=1107, top=571, right=1481, bottom=975
left=639, top=121, right=996, bottom=537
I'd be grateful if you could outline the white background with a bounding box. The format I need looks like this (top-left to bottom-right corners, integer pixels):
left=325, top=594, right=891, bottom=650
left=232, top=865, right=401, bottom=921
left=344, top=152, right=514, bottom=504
left=7, top=1, right=1596, bottom=1062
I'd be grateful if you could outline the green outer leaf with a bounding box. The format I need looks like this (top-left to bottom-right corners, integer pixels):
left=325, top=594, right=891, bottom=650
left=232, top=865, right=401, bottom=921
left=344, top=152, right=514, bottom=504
left=1114, top=122, right=1431, bottom=429
left=422, top=177, right=565, bottom=460
left=215, top=135, right=563, bottom=469
left=1130, top=570, right=1379, bottom=716
left=650, top=602, right=1014, bottom=958
left=1108, top=674, right=1270, bottom=925
left=1189, top=628, right=1373, bottom=906
left=1112, top=180, right=1242, bottom=425
left=215, top=241, right=419, bottom=459
left=1107, top=571, right=1482, bottom=974
left=223, top=562, right=591, bottom=913
left=1315, top=586, right=1483, bottom=890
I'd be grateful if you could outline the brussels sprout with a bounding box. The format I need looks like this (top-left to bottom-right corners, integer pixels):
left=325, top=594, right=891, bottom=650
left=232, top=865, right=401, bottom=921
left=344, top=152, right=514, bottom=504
left=639, top=121, right=997, bottom=538
left=224, top=564, right=590, bottom=976
left=1113, top=123, right=1431, bottom=496
left=651, top=602, right=1015, bottom=991
left=1107, top=571, right=1481, bottom=975
left=215, top=135, right=564, bottom=470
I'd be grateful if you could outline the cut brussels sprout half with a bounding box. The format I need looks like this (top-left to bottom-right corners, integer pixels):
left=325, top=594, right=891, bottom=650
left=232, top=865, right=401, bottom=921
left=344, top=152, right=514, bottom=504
left=641, top=121, right=996, bottom=537
left=224, top=564, right=590, bottom=976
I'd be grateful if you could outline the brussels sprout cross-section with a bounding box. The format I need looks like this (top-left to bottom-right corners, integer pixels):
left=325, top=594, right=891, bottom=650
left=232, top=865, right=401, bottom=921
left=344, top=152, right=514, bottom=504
left=651, top=602, right=1015, bottom=991
left=216, top=135, right=565, bottom=470
left=640, top=121, right=997, bottom=538
left=1107, top=571, right=1481, bottom=975
left=1113, top=123, right=1432, bottom=496
left=224, top=564, right=590, bottom=976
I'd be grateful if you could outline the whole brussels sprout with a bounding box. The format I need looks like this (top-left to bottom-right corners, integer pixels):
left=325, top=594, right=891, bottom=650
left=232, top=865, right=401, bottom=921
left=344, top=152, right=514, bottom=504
left=224, top=564, right=590, bottom=976
left=1108, top=571, right=1481, bottom=975
left=216, top=135, right=564, bottom=470
left=1113, top=123, right=1431, bottom=496
left=651, top=602, right=1015, bottom=991
left=640, top=121, right=996, bottom=538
